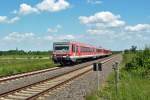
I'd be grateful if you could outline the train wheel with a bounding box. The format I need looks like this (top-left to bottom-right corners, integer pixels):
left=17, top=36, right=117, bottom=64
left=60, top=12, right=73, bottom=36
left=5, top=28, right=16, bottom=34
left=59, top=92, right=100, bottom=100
left=60, top=62, right=65, bottom=66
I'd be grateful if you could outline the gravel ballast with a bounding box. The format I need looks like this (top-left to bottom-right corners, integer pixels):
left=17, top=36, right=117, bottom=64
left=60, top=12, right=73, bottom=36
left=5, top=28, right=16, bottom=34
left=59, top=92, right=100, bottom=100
left=0, top=56, right=114, bottom=95
left=40, top=54, right=122, bottom=100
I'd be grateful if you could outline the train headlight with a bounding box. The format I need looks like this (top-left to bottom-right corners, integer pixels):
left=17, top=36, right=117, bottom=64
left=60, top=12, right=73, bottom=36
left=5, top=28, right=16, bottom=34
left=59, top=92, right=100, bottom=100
left=66, top=55, right=70, bottom=60
left=53, top=54, right=56, bottom=57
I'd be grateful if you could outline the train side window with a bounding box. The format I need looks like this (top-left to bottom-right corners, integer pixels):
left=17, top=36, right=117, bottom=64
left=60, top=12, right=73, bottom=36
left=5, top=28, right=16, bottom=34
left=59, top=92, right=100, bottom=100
left=76, top=46, right=78, bottom=52
left=80, top=47, right=82, bottom=52
left=81, top=46, right=85, bottom=52
left=81, top=47, right=83, bottom=52
left=72, top=45, right=75, bottom=52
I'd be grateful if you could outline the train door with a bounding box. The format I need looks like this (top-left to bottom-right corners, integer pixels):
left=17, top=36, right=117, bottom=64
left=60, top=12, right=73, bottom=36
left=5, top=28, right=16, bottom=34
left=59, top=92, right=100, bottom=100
left=72, top=44, right=75, bottom=56
left=72, top=44, right=78, bottom=56
left=76, top=46, right=78, bottom=56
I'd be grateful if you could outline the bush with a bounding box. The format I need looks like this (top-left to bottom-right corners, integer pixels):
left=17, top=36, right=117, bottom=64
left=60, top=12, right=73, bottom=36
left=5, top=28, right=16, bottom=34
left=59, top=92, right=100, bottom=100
left=38, top=56, right=42, bottom=59
left=124, top=47, right=150, bottom=77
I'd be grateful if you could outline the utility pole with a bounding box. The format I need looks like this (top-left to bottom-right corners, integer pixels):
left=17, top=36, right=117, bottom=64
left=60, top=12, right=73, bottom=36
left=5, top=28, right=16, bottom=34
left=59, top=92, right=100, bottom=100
left=112, top=62, right=119, bottom=95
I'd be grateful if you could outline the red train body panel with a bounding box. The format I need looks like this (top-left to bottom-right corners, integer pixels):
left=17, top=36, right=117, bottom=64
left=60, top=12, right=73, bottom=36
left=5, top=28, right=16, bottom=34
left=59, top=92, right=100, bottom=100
left=52, top=41, right=112, bottom=64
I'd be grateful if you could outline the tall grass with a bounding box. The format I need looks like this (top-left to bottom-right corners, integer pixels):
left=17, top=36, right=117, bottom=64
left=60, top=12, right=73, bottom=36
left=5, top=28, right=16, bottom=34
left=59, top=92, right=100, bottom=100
left=0, top=59, right=57, bottom=77
left=0, top=55, right=50, bottom=59
left=95, top=70, right=150, bottom=100
left=86, top=48, right=150, bottom=100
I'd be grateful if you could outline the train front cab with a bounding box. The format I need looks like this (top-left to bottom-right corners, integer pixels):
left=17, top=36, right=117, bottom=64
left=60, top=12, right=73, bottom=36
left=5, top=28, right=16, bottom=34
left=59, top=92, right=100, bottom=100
left=52, top=42, right=79, bottom=65
left=52, top=42, right=71, bottom=65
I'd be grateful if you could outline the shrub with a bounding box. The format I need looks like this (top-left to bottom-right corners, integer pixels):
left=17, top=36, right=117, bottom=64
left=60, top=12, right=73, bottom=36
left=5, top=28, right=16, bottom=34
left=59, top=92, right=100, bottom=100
left=38, top=56, right=42, bottom=59
left=124, top=47, right=150, bottom=77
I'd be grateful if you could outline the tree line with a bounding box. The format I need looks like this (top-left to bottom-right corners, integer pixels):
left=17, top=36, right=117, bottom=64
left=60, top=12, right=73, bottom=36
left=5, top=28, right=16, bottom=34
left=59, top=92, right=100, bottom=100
left=0, top=50, right=52, bottom=56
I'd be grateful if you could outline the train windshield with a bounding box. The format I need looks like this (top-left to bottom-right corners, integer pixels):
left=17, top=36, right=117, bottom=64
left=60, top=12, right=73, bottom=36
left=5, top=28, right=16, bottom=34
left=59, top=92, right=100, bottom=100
left=54, top=45, right=69, bottom=52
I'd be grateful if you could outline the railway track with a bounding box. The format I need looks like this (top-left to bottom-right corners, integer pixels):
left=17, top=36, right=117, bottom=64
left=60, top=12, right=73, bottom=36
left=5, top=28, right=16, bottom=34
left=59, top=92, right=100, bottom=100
left=0, top=56, right=116, bottom=100
left=0, top=67, right=62, bottom=84
left=0, top=56, right=113, bottom=84
left=0, top=64, right=92, bottom=100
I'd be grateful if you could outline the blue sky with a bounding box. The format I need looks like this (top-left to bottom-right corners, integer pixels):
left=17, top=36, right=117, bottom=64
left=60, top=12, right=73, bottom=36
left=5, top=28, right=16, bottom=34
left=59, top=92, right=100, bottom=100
left=0, top=0, right=150, bottom=51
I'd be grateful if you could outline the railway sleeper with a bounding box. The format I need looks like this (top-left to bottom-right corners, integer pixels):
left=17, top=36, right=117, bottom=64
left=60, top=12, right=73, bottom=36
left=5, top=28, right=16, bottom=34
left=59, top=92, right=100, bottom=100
left=20, top=90, right=38, bottom=94
left=7, top=95, right=27, bottom=99
left=26, top=88, right=44, bottom=92
left=14, top=92, right=32, bottom=96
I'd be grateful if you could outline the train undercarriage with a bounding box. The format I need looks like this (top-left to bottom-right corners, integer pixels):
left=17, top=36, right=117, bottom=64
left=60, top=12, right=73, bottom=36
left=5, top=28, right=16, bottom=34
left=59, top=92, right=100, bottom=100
left=52, top=55, right=110, bottom=66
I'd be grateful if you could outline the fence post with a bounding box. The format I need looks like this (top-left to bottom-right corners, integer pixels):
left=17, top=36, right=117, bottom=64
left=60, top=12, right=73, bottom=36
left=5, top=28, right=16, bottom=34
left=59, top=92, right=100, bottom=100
left=112, top=62, right=119, bottom=95
left=93, top=62, right=102, bottom=90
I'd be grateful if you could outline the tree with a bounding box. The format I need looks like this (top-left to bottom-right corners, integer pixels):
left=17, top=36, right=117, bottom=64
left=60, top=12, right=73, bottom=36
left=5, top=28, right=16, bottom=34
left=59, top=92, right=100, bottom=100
left=124, top=49, right=129, bottom=54
left=130, top=45, right=137, bottom=52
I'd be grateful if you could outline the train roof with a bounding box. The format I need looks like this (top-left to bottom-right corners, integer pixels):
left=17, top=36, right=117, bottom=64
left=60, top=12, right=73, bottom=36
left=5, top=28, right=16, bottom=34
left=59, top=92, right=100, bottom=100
left=54, top=41, right=89, bottom=45
left=53, top=41, right=111, bottom=51
left=54, top=40, right=110, bottom=51
left=53, top=41, right=101, bottom=49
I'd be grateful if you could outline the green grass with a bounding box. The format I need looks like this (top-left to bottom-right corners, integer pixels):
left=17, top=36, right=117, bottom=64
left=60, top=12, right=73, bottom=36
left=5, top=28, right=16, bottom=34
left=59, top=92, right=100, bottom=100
left=0, top=54, right=50, bottom=59
left=0, top=58, right=57, bottom=77
left=95, top=70, right=150, bottom=100
left=86, top=53, right=150, bottom=100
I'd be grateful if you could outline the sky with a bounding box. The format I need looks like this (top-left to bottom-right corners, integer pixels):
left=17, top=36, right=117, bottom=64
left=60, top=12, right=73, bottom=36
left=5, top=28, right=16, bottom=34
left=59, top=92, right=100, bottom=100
left=0, top=0, right=150, bottom=51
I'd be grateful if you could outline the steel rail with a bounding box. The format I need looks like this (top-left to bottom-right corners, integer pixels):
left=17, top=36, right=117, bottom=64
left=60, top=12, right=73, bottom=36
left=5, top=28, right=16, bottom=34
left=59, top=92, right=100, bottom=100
left=28, top=69, right=92, bottom=100
left=0, top=55, right=115, bottom=99
left=0, top=55, right=114, bottom=83
left=0, top=67, right=62, bottom=83
left=0, top=65, right=92, bottom=99
left=27, top=56, right=115, bottom=100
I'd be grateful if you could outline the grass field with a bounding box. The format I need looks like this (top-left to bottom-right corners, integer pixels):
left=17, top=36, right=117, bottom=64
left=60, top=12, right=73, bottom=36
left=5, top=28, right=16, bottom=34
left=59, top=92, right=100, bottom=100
left=0, top=55, right=57, bottom=77
left=0, top=55, right=50, bottom=59
left=86, top=52, right=150, bottom=100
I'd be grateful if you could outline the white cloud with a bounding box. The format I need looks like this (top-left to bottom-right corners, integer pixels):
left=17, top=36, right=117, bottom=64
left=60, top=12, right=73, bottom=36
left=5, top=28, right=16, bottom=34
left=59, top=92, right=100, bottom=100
left=4, top=32, right=35, bottom=42
left=56, top=24, right=62, bottom=28
left=87, top=29, right=113, bottom=35
left=16, top=0, right=70, bottom=15
left=11, top=10, right=17, bottom=14
left=52, top=34, right=75, bottom=41
left=2, top=32, right=76, bottom=43
left=44, top=35, right=53, bottom=40
left=46, top=34, right=75, bottom=41
left=79, top=11, right=125, bottom=27
left=87, top=0, right=102, bottom=4
left=65, top=34, right=75, bottom=39
left=8, top=17, right=20, bottom=24
left=125, top=24, right=150, bottom=32
left=78, top=11, right=150, bottom=50
left=1, top=32, right=54, bottom=50
left=47, top=24, right=62, bottom=33
left=0, top=16, right=7, bottom=23
left=47, top=28, right=58, bottom=33
left=1, top=32, right=77, bottom=50
left=0, top=16, right=20, bottom=24
left=19, top=3, right=39, bottom=15
left=79, top=11, right=125, bottom=39
left=36, top=0, right=70, bottom=12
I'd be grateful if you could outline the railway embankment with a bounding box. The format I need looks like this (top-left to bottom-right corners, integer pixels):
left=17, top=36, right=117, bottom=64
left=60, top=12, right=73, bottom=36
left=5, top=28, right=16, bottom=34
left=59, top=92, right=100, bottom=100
left=40, top=54, right=122, bottom=100
left=87, top=49, right=150, bottom=100
left=0, top=55, right=121, bottom=100
left=0, top=55, right=117, bottom=99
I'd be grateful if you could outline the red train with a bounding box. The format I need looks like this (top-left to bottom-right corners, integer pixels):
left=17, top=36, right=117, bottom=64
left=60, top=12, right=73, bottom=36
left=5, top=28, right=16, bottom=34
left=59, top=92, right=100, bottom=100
left=52, top=41, right=112, bottom=65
